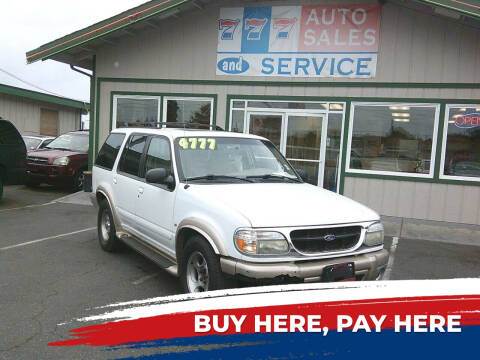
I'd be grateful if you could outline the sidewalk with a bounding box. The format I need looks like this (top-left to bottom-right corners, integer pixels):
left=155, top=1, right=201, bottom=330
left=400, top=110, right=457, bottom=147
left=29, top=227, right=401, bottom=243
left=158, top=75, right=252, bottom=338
left=382, top=215, right=480, bottom=247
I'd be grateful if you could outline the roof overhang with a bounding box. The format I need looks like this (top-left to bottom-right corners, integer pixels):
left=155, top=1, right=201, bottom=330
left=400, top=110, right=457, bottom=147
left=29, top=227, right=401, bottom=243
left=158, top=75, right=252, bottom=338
left=26, top=0, right=197, bottom=69
left=0, top=83, right=89, bottom=113
left=26, top=0, right=480, bottom=70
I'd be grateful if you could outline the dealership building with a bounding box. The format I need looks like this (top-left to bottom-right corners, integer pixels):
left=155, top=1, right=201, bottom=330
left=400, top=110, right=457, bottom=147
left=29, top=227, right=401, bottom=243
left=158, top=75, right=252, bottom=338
left=27, top=0, right=480, bottom=227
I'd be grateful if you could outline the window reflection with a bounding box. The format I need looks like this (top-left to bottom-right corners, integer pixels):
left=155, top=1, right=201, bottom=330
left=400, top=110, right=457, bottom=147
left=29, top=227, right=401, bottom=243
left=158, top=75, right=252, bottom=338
left=349, top=105, right=437, bottom=175
left=443, top=106, right=480, bottom=179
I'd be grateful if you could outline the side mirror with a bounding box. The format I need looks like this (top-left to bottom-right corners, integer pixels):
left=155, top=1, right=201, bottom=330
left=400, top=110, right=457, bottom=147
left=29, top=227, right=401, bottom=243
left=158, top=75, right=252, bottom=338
left=145, top=168, right=175, bottom=190
left=146, top=168, right=167, bottom=184
left=296, top=168, right=308, bottom=182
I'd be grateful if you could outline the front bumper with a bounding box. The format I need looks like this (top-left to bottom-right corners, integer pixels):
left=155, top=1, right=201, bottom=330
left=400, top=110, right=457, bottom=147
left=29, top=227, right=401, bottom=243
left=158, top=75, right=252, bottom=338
left=26, top=164, right=73, bottom=186
left=220, top=249, right=389, bottom=282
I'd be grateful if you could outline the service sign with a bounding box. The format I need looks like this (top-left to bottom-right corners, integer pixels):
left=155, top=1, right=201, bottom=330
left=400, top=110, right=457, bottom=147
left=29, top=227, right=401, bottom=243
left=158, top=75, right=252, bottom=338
left=217, top=5, right=382, bottom=78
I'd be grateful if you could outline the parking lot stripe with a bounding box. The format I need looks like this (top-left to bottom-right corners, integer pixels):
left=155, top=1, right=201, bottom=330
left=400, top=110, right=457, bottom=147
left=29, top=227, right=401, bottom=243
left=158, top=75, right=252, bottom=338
left=383, top=236, right=399, bottom=280
left=0, top=227, right=96, bottom=251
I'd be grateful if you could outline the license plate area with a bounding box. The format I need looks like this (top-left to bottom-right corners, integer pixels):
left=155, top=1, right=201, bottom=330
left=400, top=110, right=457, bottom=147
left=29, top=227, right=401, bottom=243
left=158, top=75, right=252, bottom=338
left=321, top=262, right=355, bottom=282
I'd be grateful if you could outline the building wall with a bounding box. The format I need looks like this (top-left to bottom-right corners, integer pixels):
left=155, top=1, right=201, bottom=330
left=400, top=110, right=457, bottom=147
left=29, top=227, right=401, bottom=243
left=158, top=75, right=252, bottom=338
left=92, top=0, right=480, bottom=225
left=0, top=93, right=81, bottom=135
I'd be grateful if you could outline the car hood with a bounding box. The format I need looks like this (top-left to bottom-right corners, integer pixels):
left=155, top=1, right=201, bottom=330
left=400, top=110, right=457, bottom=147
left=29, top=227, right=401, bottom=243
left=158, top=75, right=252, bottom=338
left=187, top=183, right=379, bottom=228
left=27, top=149, right=86, bottom=159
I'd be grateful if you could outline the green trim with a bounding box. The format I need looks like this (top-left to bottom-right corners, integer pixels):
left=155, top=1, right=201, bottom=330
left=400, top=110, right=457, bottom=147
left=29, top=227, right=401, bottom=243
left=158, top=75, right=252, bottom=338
left=339, top=102, right=351, bottom=195
left=0, top=83, right=89, bottom=111
left=98, top=77, right=480, bottom=89
left=344, top=172, right=480, bottom=187
left=26, top=0, right=193, bottom=64
left=88, top=56, right=96, bottom=170
left=94, top=79, right=101, bottom=162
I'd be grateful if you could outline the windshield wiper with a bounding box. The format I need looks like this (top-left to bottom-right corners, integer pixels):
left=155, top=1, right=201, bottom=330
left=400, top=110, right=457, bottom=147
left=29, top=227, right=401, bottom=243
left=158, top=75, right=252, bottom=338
left=185, top=175, right=254, bottom=183
left=247, top=174, right=302, bottom=183
left=46, top=147, right=72, bottom=151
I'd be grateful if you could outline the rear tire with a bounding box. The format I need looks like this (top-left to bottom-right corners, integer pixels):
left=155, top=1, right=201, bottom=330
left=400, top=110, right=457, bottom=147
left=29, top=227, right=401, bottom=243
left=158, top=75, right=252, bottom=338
left=97, top=200, right=121, bottom=252
left=180, top=235, right=236, bottom=293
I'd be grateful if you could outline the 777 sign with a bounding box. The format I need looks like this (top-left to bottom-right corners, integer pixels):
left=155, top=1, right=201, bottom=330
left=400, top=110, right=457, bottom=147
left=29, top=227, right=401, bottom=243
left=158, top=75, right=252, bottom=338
left=218, top=19, right=240, bottom=40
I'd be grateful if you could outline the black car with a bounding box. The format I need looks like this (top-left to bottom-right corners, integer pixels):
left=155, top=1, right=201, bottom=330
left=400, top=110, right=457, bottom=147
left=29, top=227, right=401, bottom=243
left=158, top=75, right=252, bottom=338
left=0, top=119, right=27, bottom=199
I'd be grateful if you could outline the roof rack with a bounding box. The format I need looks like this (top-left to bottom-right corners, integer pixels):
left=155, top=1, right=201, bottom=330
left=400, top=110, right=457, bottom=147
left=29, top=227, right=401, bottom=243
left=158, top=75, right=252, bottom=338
left=118, top=122, right=224, bottom=131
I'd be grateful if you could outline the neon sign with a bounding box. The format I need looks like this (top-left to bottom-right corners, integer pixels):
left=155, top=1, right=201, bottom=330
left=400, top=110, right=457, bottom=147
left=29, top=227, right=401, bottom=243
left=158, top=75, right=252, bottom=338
left=454, top=113, right=480, bottom=129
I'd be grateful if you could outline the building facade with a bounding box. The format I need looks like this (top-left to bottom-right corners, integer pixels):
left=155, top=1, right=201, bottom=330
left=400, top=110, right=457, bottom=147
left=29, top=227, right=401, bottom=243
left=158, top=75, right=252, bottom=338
left=0, top=83, right=88, bottom=136
left=27, top=0, right=480, bottom=225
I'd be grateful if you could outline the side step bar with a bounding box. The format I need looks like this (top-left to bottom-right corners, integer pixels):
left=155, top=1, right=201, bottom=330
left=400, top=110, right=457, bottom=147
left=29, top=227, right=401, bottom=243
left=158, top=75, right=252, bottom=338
left=118, top=232, right=176, bottom=269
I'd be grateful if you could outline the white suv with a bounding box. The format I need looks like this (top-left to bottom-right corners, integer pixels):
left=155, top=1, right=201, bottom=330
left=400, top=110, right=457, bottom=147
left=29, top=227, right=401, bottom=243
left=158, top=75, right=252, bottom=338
left=91, top=127, right=388, bottom=293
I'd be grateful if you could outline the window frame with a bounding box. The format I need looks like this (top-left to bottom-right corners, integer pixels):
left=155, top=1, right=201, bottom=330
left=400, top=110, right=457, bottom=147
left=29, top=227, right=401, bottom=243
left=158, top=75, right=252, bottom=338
left=162, top=96, right=214, bottom=127
left=345, top=102, right=441, bottom=179
left=112, top=95, right=161, bottom=130
left=439, top=103, right=480, bottom=182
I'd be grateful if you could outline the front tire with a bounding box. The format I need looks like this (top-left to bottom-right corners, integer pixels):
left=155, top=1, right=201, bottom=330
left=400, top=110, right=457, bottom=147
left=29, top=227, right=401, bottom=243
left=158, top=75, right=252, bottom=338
left=73, top=170, right=85, bottom=192
left=97, top=200, right=121, bottom=252
left=180, top=235, right=234, bottom=293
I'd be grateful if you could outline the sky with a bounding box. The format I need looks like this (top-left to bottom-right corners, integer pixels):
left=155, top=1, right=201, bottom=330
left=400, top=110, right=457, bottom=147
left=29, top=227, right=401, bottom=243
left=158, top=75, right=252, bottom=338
left=0, top=0, right=147, bottom=102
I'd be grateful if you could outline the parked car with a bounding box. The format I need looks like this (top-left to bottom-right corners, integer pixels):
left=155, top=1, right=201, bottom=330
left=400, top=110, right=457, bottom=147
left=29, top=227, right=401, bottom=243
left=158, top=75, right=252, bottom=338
left=22, top=135, right=55, bottom=151
left=25, top=130, right=89, bottom=191
left=91, top=128, right=388, bottom=293
left=0, top=119, right=27, bottom=199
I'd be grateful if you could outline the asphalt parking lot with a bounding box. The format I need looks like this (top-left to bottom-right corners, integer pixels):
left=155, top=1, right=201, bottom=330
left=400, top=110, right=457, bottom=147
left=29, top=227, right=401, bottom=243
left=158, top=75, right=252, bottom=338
left=1, top=186, right=480, bottom=359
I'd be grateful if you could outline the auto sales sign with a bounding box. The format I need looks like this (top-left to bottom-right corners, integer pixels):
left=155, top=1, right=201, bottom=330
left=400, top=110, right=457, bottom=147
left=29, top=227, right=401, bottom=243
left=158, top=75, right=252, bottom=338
left=217, top=5, right=381, bottom=78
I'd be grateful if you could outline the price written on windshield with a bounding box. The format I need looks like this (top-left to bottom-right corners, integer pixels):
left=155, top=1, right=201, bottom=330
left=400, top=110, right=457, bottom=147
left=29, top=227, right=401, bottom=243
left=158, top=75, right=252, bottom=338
left=179, top=138, right=216, bottom=150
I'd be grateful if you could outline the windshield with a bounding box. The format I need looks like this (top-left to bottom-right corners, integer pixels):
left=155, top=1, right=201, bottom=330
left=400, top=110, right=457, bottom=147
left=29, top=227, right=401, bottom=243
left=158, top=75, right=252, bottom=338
left=23, top=137, right=42, bottom=150
left=46, top=133, right=89, bottom=152
left=174, top=136, right=300, bottom=183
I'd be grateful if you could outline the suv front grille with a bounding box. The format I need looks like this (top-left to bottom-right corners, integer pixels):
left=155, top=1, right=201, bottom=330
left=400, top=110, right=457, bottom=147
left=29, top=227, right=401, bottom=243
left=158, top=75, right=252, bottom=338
left=27, top=156, right=49, bottom=164
left=290, top=226, right=362, bottom=254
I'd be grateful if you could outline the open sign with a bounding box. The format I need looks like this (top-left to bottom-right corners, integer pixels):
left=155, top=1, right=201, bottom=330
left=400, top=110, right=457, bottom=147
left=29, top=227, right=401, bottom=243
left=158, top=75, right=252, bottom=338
left=454, top=113, right=480, bottom=129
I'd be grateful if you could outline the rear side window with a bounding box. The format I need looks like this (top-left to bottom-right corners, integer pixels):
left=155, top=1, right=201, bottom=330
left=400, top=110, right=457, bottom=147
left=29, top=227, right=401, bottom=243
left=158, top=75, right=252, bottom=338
left=118, top=134, right=148, bottom=177
left=95, top=133, right=126, bottom=170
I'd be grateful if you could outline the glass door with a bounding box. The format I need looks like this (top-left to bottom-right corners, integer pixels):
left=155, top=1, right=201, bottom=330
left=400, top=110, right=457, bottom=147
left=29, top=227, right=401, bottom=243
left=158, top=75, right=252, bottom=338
left=246, top=112, right=327, bottom=187
left=247, top=112, right=284, bottom=148
left=285, top=114, right=326, bottom=186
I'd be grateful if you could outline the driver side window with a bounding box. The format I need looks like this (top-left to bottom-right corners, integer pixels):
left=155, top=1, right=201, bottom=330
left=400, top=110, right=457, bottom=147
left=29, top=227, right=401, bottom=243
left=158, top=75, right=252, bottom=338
left=145, top=137, right=172, bottom=176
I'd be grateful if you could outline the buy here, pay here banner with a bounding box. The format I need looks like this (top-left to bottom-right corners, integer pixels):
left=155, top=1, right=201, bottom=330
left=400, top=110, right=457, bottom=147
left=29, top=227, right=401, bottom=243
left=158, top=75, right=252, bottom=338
left=217, top=5, right=381, bottom=78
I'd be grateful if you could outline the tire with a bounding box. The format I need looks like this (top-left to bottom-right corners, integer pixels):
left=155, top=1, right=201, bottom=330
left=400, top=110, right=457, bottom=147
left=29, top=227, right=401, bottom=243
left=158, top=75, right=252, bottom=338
left=180, top=235, right=235, bottom=293
left=97, top=200, right=121, bottom=252
left=73, top=170, right=86, bottom=192
left=0, top=176, right=3, bottom=200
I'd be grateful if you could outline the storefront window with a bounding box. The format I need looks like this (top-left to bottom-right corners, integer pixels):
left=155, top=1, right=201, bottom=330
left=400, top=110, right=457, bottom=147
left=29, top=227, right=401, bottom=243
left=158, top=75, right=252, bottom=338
left=165, top=98, right=212, bottom=128
left=442, top=105, right=480, bottom=180
left=115, top=97, right=159, bottom=128
left=348, top=103, right=438, bottom=176
left=231, top=110, right=245, bottom=133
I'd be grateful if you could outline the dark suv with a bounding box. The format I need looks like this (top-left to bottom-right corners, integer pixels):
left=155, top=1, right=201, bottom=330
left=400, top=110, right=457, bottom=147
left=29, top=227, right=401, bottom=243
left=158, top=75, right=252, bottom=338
left=26, top=130, right=89, bottom=191
left=0, top=119, right=27, bottom=199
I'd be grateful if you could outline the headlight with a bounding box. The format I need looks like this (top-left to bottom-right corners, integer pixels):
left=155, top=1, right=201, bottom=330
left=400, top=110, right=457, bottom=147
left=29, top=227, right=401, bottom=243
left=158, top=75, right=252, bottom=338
left=364, top=222, right=384, bottom=247
left=234, top=229, right=289, bottom=255
left=53, top=156, right=70, bottom=166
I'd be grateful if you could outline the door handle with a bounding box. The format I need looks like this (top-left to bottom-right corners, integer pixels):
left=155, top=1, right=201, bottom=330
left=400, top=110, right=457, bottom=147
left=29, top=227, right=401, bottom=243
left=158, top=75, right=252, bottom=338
left=138, top=187, right=144, bottom=194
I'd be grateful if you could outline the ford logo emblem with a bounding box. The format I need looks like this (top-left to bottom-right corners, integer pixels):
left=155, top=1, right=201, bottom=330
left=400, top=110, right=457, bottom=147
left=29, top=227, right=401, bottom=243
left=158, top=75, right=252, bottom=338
left=217, top=56, right=249, bottom=74
left=324, top=234, right=336, bottom=242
